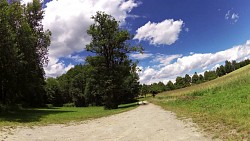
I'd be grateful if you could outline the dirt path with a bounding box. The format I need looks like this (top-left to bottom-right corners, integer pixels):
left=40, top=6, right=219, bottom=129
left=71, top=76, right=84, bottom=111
left=0, top=103, right=213, bottom=141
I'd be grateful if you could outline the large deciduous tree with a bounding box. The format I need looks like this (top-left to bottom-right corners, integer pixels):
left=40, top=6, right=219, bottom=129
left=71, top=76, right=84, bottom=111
left=0, top=0, right=51, bottom=107
left=86, top=12, right=142, bottom=109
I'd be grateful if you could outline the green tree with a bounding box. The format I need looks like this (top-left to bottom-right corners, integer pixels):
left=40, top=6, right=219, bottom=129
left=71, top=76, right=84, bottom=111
left=0, top=0, right=19, bottom=105
left=140, top=84, right=149, bottom=97
left=204, top=71, right=217, bottom=81
left=175, top=76, right=185, bottom=89
left=184, top=74, right=191, bottom=87
left=45, top=78, right=63, bottom=106
left=225, top=60, right=232, bottom=74
left=216, top=65, right=225, bottom=77
left=231, top=60, right=237, bottom=71
left=150, top=83, right=161, bottom=97
left=0, top=0, right=50, bottom=107
left=86, top=12, right=142, bottom=109
left=166, top=80, right=175, bottom=90
left=198, top=74, right=204, bottom=83
left=191, top=72, right=199, bottom=84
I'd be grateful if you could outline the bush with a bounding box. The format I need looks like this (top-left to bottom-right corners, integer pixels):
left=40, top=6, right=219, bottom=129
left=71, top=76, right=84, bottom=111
left=45, top=104, right=54, bottom=108
left=63, top=103, right=75, bottom=107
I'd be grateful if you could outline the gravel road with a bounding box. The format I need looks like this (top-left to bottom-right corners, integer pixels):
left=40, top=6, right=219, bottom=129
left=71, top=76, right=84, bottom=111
left=0, top=103, right=213, bottom=141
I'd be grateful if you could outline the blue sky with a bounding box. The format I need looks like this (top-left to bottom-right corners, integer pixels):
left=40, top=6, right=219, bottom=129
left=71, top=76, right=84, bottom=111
left=22, top=0, right=250, bottom=84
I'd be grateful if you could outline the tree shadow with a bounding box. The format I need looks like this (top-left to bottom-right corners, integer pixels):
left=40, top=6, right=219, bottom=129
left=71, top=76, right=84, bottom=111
left=0, top=108, right=74, bottom=123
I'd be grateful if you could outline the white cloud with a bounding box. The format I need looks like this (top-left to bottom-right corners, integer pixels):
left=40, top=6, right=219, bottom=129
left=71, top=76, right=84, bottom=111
left=42, top=0, right=139, bottom=77
left=225, top=10, right=230, bottom=20
left=211, top=64, right=220, bottom=71
left=21, top=0, right=44, bottom=5
left=65, top=55, right=85, bottom=63
left=152, top=54, right=182, bottom=67
left=139, top=40, right=250, bottom=84
left=134, top=19, right=184, bottom=45
left=44, top=57, right=74, bottom=78
left=130, top=53, right=153, bottom=60
left=225, top=10, right=239, bottom=23
left=231, top=13, right=239, bottom=22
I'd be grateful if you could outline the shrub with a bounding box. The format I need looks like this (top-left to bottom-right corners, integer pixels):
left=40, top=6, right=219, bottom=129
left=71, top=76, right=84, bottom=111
left=63, top=103, right=75, bottom=107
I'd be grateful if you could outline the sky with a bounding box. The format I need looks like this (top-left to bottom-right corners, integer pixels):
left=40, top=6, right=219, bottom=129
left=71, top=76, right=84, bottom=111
left=21, top=0, right=250, bottom=84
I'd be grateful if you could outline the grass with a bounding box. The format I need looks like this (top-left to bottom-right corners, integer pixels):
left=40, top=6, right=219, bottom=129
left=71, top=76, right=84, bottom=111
left=0, top=102, right=138, bottom=127
left=149, top=64, right=250, bottom=140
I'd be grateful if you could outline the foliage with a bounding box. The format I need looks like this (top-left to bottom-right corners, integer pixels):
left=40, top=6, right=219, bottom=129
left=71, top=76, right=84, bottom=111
left=204, top=70, right=217, bottom=81
left=191, top=72, right=199, bottom=84
left=85, top=12, right=142, bottom=109
left=0, top=0, right=51, bottom=107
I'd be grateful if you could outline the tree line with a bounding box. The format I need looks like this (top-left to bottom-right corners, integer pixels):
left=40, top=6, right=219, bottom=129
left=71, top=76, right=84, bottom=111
left=141, top=59, right=250, bottom=96
left=0, top=0, right=51, bottom=108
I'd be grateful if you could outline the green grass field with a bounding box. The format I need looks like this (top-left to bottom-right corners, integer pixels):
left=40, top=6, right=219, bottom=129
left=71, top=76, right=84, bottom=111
left=0, top=103, right=138, bottom=127
left=149, top=64, right=250, bottom=140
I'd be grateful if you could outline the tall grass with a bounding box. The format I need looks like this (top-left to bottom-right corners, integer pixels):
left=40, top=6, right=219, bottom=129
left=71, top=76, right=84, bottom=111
left=150, top=65, right=250, bottom=140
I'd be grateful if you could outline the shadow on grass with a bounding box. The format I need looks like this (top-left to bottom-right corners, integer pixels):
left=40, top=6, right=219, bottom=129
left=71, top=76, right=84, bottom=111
left=0, top=108, right=74, bottom=123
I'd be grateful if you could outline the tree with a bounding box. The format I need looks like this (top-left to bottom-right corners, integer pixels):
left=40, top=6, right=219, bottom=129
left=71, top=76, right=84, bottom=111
left=166, top=81, right=175, bottom=90
left=216, top=65, right=225, bottom=77
left=204, top=71, right=217, bottom=81
left=231, top=60, right=237, bottom=71
left=45, top=78, right=63, bottom=106
left=0, top=0, right=19, bottom=105
left=175, top=76, right=185, bottom=89
left=140, top=84, right=149, bottom=97
left=0, top=0, right=50, bottom=107
left=184, top=74, right=191, bottom=87
left=191, top=72, right=199, bottom=84
left=86, top=12, right=142, bottom=109
left=198, top=74, right=204, bottom=83
left=225, top=60, right=232, bottom=74
left=150, top=83, right=160, bottom=97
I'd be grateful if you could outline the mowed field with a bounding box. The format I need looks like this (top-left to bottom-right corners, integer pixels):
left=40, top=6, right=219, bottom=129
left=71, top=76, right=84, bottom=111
left=0, top=103, right=137, bottom=127
left=149, top=64, right=250, bottom=140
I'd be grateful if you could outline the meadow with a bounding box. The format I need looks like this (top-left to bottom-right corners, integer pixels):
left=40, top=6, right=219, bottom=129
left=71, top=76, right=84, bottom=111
left=0, top=103, right=137, bottom=127
left=149, top=64, right=250, bottom=140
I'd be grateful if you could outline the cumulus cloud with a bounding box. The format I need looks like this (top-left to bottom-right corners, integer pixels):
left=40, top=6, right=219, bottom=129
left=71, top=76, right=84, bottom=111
left=21, top=0, right=44, bottom=5
left=130, top=53, right=153, bottom=60
left=42, top=0, right=139, bottom=77
left=152, top=54, right=182, bottom=67
left=139, top=40, right=250, bottom=84
left=134, top=19, right=184, bottom=45
left=225, top=10, right=239, bottom=23
left=44, top=58, right=74, bottom=78
left=65, top=55, right=85, bottom=63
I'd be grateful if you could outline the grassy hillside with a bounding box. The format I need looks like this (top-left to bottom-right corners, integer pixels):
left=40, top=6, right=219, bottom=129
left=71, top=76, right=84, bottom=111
left=149, top=64, right=250, bottom=140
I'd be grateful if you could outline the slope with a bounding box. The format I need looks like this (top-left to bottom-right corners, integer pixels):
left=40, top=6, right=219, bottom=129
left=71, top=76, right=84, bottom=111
left=149, top=64, right=250, bottom=140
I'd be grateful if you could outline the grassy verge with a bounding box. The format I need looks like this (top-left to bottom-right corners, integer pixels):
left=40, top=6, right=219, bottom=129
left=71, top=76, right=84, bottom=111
left=149, top=65, right=250, bottom=140
left=0, top=102, right=138, bottom=127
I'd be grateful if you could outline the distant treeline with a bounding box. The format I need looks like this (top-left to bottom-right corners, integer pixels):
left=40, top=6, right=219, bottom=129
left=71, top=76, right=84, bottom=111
left=141, top=59, right=250, bottom=96
left=45, top=64, right=140, bottom=108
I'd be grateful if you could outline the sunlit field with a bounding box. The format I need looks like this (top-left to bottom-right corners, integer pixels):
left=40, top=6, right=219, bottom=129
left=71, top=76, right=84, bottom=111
left=149, top=64, right=250, bottom=140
